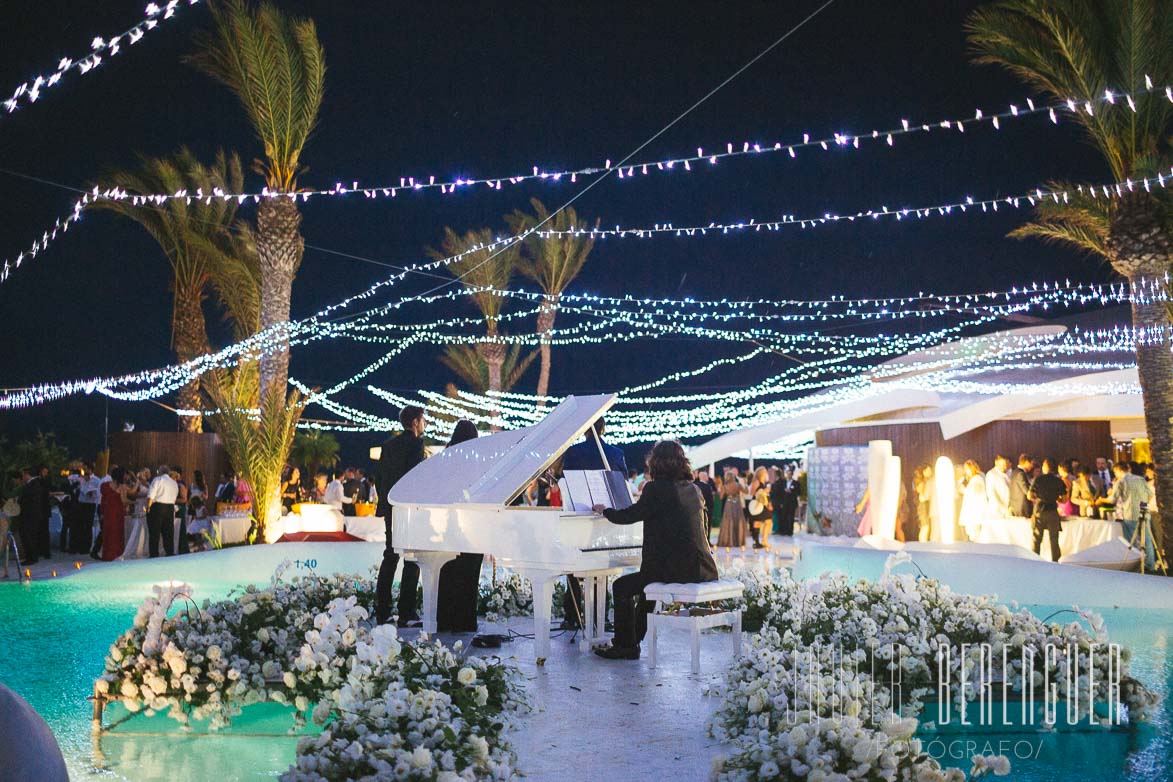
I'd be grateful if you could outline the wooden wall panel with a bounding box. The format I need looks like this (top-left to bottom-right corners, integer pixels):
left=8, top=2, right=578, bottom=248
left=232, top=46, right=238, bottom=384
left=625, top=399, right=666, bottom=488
left=109, top=431, right=231, bottom=486
left=815, top=420, right=1114, bottom=476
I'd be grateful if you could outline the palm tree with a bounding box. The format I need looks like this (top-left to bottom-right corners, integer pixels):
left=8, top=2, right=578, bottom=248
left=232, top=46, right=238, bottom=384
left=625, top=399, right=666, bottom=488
left=89, top=149, right=245, bottom=432
left=187, top=0, right=326, bottom=411
left=289, top=429, right=340, bottom=479
left=440, top=344, right=539, bottom=395
left=505, top=198, right=598, bottom=405
left=205, top=361, right=302, bottom=541
left=967, top=0, right=1173, bottom=543
left=426, top=227, right=521, bottom=400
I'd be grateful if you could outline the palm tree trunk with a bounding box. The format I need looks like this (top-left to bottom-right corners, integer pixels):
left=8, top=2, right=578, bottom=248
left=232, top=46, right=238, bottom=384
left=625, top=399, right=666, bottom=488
left=255, top=197, right=304, bottom=411
left=1111, top=192, right=1173, bottom=555
left=535, top=295, right=558, bottom=408
left=1131, top=295, right=1173, bottom=547
left=172, top=279, right=209, bottom=433
left=478, top=336, right=506, bottom=430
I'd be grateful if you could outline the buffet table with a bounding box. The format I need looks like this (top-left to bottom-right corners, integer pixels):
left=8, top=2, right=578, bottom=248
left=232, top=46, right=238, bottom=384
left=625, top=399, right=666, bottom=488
left=972, top=515, right=1122, bottom=558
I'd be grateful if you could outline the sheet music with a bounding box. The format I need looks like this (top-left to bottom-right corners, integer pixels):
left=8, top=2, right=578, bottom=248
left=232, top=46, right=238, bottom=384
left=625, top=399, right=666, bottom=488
left=585, top=471, right=611, bottom=506
left=561, top=470, right=633, bottom=511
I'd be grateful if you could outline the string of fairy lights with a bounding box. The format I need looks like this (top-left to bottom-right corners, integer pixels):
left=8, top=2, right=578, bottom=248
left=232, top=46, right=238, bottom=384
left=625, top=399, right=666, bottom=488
left=3, top=2, right=198, bottom=118
left=49, top=80, right=1173, bottom=206
left=3, top=6, right=1169, bottom=445
left=0, top=269, right=1165, bottom=414
left=2, top=80, right=1171, bottom=284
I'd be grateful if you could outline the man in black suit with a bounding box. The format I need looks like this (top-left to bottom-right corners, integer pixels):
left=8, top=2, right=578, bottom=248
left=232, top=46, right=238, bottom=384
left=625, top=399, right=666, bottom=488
left=1028, top=458, right=1068, bottom=562
left=770, top=466, right=800, bottom=536
left=15, top=471, right=44, bottom=562
left=374, top=406, right=428, bottom=626
left=1008, top=454, right=1034, bottom=518
left=342, top=468, right=362, bottom=516
left=562, top=417, right=627, bottom=473
left=15, top=468, right=46, bottom=564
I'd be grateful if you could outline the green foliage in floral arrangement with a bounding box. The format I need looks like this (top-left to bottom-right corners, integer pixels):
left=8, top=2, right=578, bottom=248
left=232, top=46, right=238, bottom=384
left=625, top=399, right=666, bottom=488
left=477, top=572, right=569, bottom=623
left=708, top=557, right=1159, bottom=781
left=97, top=564, right=529, bottom=780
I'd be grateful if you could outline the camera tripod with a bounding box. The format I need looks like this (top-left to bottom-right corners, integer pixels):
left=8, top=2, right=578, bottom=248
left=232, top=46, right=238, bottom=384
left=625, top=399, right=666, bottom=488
left=1129, top=505, right=1168, bottom=575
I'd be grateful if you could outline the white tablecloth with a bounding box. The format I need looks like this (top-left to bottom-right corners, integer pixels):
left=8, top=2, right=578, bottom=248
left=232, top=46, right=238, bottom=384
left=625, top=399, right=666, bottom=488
left=120, top=513, right=184, bottom=559
left=345, top=516, right=385, bottom=542
left=211, top=515, right=252, bottom=545
left=973, top=515, right=1122, bottom=558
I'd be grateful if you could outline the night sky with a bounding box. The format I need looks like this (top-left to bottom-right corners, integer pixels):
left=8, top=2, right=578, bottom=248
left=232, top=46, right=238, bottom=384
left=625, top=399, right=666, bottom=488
left=0, top=0, right=1120, bottom=464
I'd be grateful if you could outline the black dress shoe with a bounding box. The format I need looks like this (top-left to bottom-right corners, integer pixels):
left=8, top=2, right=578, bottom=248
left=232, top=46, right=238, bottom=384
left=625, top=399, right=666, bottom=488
left=593, top=644, right=640, bottom=660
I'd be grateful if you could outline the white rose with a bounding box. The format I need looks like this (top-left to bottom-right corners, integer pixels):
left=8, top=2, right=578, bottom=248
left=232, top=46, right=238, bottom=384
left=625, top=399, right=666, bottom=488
left=410, top=746, right=433, bottom=769
left=283, top=671, right=297, bottom=688
left=457, top=667, right=477, bottom=686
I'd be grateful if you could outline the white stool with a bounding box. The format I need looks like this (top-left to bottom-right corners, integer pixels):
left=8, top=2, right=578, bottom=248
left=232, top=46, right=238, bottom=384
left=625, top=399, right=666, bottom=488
left=644, top=579, right=744, bottom=674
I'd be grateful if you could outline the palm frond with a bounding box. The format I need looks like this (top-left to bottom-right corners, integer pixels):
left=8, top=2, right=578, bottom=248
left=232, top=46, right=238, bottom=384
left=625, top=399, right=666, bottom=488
left=205, top=361, right=303, bottom=536
left=967, top=0, right=1173, bottom=181
left=187, top=0, right=325, bottom=191
left=505, top=198, right=598, bottom=295
left=426, top=227, right=518, bottom=330
left=1006, top=180, right=1112, bottom=260
left=441, top=343, right=537, bottom=394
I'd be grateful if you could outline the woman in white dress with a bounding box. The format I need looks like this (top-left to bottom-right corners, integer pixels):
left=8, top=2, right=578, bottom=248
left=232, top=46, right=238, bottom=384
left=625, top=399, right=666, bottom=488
left=958, top=460, right=987, bottom=540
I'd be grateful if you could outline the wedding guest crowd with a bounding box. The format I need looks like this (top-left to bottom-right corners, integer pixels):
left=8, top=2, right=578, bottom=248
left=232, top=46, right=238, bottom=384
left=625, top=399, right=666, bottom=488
left=701, top=462, right=804, bottom=551
left=913, top=452, right=1159, bottom=563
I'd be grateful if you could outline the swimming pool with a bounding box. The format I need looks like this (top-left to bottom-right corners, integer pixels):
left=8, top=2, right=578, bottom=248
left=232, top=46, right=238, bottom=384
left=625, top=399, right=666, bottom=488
left=0, top=544, right=1170, bottom=780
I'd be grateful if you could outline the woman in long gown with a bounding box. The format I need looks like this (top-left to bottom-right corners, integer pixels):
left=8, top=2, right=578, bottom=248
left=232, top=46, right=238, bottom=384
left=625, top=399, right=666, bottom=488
left=716, top=473, right=748, bottom=550
left=958, top=460, right=987, bottom=540
left=435, top=420, right=484, bottom=633
left=100, top=468, right=129, bottom=561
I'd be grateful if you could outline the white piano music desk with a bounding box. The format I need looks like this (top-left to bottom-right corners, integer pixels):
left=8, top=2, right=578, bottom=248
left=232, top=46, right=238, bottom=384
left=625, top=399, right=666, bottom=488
left=388, top=394, right=643, bottom=660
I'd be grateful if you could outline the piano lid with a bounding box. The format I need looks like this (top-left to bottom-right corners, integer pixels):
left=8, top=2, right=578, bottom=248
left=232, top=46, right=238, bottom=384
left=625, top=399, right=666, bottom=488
left=386, top=394, right=618, bottom=506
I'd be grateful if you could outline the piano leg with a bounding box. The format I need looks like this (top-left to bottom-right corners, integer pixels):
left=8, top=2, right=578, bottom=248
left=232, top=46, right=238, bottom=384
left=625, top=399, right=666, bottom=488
left=579, top=576, right=595, bottom=653
left=517, top=568, right=559, bottom=661
left=407, top=551, right=458, bottom=635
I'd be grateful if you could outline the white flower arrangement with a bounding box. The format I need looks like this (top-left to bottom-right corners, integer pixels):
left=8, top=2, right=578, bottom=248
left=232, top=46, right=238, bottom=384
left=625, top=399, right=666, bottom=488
left=708, top=558, right=1159, bottom=781
left=98, top=563, right=529, bottom=780
left=477, top=571, right=568, bottom=623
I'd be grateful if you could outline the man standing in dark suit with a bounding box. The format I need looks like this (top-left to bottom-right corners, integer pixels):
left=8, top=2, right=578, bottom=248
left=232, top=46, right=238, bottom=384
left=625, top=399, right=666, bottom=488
left=342, top=468, right=362, bottom=516
left=1028, top=458, right=1067, bottom=562
left=562, top=417, right=627, bottom=474
left=16, top=468, right=46, bottom=564
left=559, top=417, right=627, bottom=628
left=770, top=466, right=800, bottom=536
left=374, top=406, right=428, bottom=627
left=1008, top=454, right=1034, bottom=518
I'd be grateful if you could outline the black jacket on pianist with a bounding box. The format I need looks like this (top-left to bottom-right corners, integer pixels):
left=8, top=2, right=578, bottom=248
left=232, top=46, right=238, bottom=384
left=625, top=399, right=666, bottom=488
left=603, top=478, right=718, bottom=584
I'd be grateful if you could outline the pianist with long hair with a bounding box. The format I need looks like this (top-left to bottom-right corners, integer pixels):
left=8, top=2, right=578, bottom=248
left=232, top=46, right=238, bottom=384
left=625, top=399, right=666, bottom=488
left=591, top=439, right=718, bottom=660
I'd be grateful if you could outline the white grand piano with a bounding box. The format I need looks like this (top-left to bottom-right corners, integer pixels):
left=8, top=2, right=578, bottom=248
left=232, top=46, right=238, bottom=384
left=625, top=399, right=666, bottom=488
left=388, top=394, right=642, bottom=659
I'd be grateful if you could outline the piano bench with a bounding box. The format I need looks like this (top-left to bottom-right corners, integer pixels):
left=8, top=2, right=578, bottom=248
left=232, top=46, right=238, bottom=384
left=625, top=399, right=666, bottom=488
left=644, top=579, right=744, bottom=675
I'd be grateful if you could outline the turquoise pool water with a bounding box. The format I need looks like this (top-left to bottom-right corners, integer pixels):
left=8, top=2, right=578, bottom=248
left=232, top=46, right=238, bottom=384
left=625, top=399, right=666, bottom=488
left=0, top=552, right=1170, bottom=780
